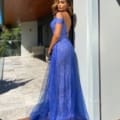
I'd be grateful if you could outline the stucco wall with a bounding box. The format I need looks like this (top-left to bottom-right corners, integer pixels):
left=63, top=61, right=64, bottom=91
left=21, top=21, right=38, bottom=56
left=74, top=0, right=100, bottom=119
left=100, top=0, right=120, bottom=120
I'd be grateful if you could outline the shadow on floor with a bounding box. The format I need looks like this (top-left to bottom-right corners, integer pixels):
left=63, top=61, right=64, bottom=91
left=0, top=79, right=32, bottom=94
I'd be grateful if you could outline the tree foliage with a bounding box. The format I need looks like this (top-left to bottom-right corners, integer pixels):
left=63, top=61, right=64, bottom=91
left=0, top=26, right=21, bottom=57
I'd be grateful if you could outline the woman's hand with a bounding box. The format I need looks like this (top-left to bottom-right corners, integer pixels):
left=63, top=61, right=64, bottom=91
left=47, top=48, right=52, bottom=61
left=48, top=48, right=52, bottom=56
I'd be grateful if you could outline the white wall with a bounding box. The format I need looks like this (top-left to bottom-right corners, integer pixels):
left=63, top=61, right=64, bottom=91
left=87, top=0, right=100, bottom=119
left=21, top=21, right=38, bottom=56
left=74, top=0, right=100, bottom=120
left=100, top=0, right=120, bottom=120
left=73, top=0, right=88, bottom=108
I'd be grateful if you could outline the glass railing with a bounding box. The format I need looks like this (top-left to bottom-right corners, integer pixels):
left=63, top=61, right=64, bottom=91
left=0, top=40, right=21, bottom=57
left=0, top=57, right=4, bottom=80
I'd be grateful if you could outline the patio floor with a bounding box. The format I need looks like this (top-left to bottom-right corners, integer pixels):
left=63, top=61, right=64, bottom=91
left=0, top=56, right=48, bottom=120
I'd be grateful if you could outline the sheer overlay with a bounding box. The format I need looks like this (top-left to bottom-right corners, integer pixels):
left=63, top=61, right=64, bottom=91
left=30, top=17, right=89, bottom=120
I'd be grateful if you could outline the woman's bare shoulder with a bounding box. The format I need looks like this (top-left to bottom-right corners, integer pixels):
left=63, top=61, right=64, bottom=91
left=55, top=12, right=63, bottom=19
left=61, top=11, right=70, bottom=18
left=55, top=11, right=70, bottom=20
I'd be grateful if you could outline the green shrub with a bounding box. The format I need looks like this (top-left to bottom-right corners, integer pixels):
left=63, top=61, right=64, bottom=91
left=0, top=26, right=21, bottom=57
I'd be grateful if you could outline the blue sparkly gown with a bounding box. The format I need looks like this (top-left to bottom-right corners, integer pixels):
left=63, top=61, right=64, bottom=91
left=30, top=17, right=89, bottom=120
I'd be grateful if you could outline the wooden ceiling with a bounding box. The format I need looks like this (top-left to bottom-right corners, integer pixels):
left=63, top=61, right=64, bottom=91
left=4, top=0, right=53, bottom=25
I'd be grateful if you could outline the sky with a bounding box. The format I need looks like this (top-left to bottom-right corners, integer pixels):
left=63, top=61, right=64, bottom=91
left=0, top=14, right=2, bottom=24
left=0, top=0, right=3, bottom=24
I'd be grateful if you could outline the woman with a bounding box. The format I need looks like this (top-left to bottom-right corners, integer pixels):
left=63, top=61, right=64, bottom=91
left=19, top=0, right=89, bottom=120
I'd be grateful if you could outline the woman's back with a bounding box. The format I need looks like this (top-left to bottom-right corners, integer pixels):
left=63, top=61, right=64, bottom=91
left=61, top=11, right=71, bottom=34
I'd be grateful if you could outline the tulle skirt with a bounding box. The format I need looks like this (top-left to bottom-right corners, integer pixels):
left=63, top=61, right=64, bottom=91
left=30, top=38, right=89, bottom=120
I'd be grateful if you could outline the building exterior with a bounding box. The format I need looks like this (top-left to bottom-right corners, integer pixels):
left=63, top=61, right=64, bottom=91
left=0, top=0, right=53, bottom=57
left=0, top=0, right=120, bottom=120
left=100, top=0, right=120, bottom=119
left=74, top=0, right=120, bottom=120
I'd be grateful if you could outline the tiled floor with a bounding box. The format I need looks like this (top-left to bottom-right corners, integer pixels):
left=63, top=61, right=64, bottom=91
left=0, top=56, right=48, bottom=120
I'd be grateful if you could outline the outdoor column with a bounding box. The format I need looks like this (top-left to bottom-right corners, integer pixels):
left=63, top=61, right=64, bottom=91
left=73, top=0, right=100, bottom=120
left=100, top=0, right=120, bottom=119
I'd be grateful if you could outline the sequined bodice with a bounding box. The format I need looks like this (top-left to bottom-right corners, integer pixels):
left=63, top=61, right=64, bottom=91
left=50, top=17, right=68, bottom=39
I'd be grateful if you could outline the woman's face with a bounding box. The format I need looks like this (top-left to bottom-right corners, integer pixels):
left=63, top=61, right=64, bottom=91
left=57, top=0, right=68, bottom=12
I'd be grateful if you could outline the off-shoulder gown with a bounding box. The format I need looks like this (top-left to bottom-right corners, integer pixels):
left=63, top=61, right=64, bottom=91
left=30, top=17, right=89, bottom=120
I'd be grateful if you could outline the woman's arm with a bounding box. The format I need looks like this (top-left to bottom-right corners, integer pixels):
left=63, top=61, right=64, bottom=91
left=48, top=12, right=63, bottom=55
